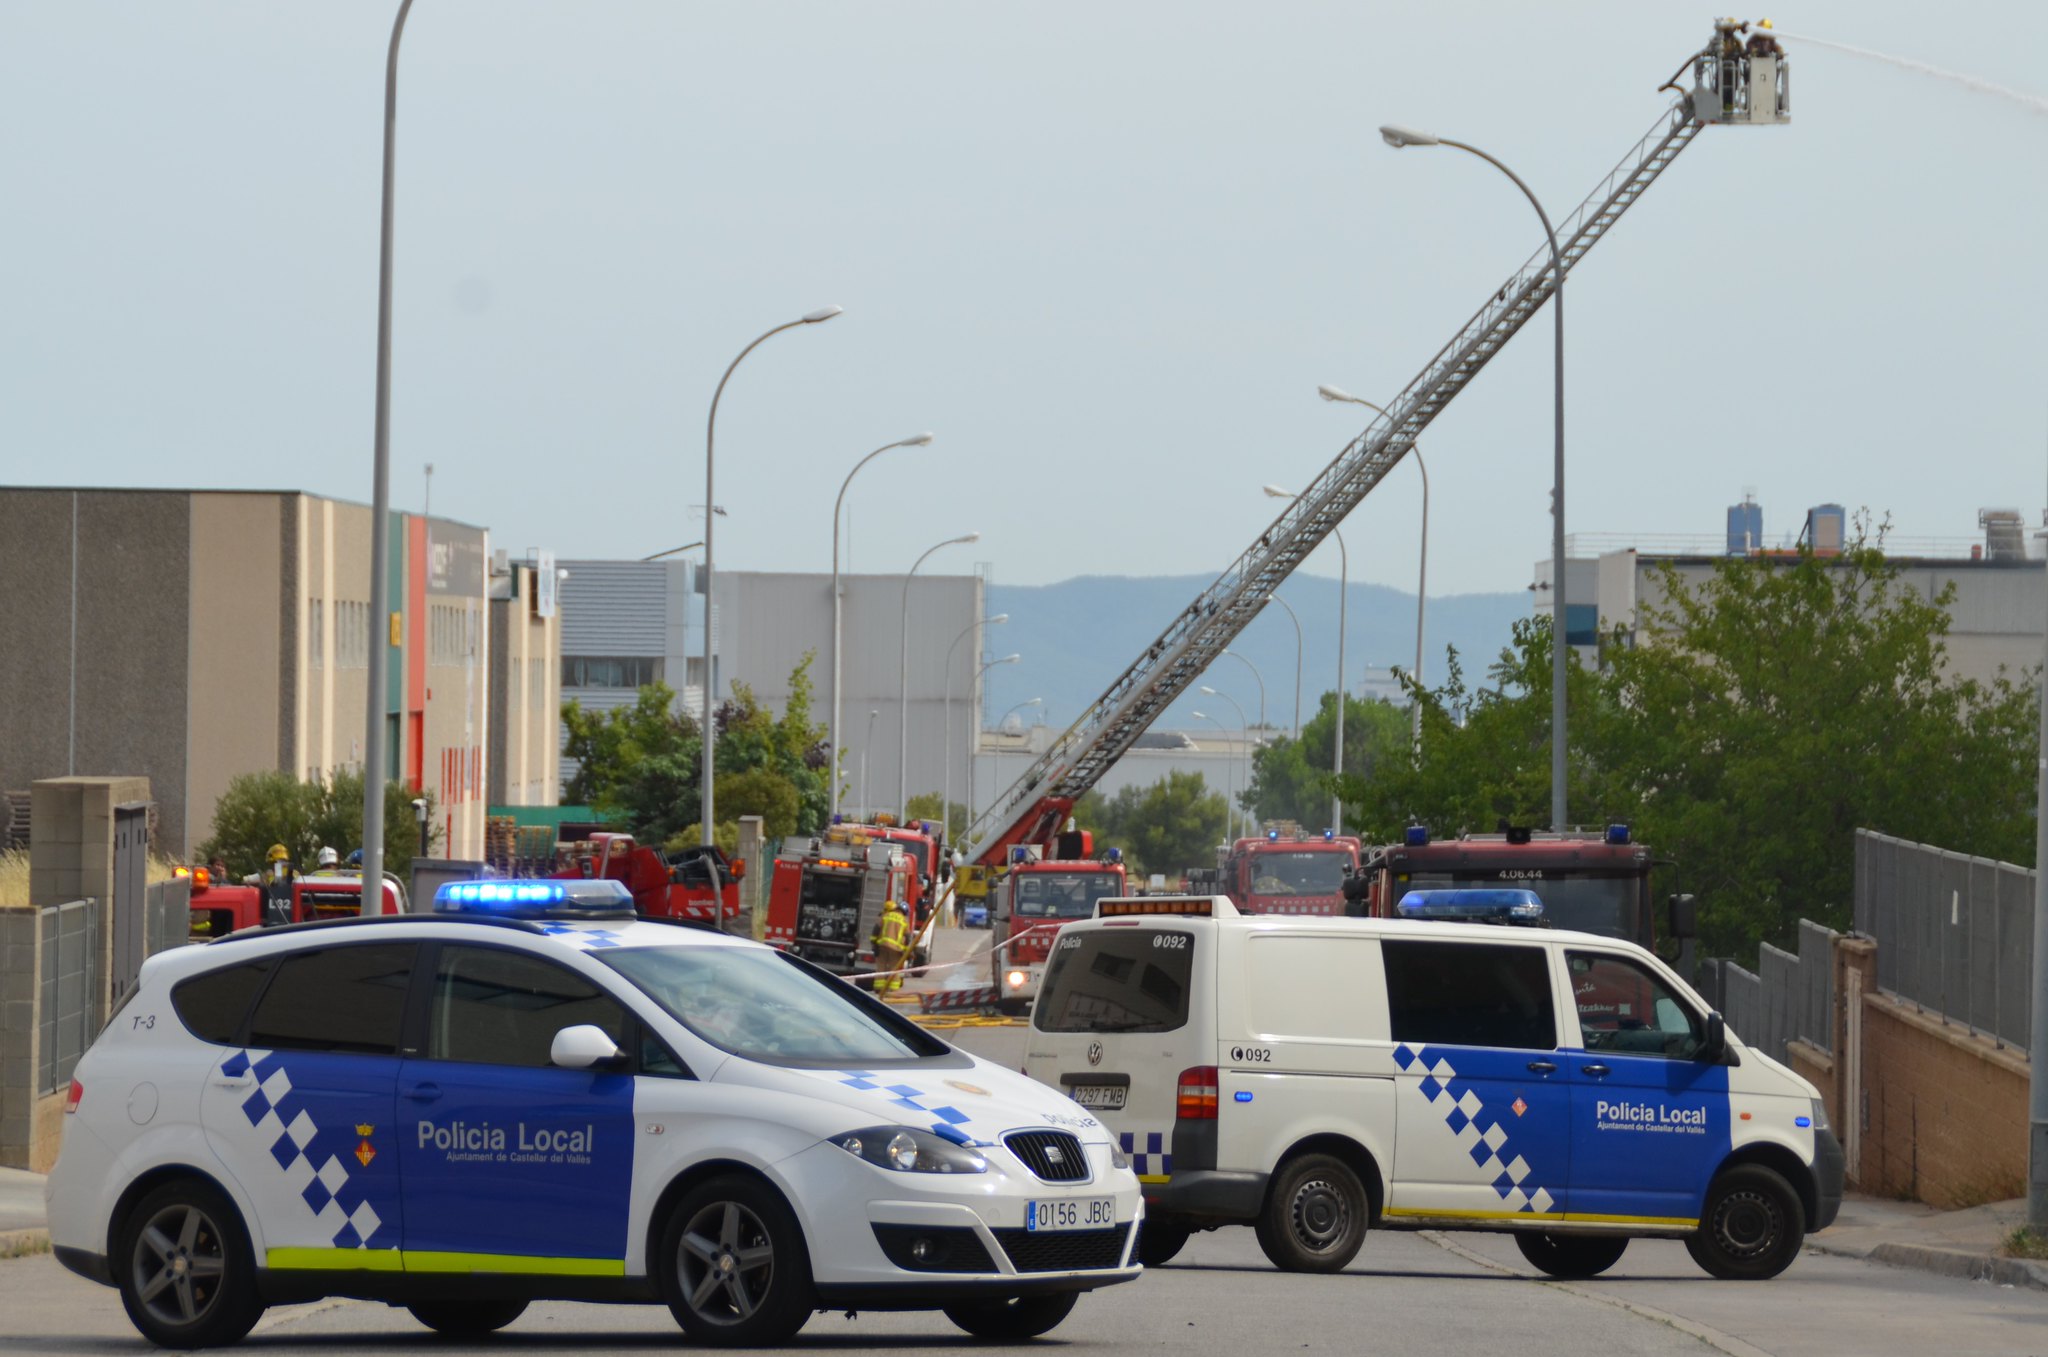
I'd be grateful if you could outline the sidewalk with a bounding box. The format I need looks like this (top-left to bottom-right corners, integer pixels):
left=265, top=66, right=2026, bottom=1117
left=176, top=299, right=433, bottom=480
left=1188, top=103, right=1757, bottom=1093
left=0, top=1166, right=47, bottom=1253
left=1808, top=1192, right=2045, bottom=1290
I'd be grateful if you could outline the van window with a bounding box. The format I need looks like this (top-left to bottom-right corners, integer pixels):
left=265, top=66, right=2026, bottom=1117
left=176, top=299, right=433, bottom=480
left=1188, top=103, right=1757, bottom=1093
left=245, top=944, right=417, bottom=1055
left=1567, top=951, right=1702, bottom=1059
left=1382, top=940, right=1555, bottom=1051
left=1246, top=935, right=1385, bottom=1041
left=1036, top=929, right=1194, bottom=1033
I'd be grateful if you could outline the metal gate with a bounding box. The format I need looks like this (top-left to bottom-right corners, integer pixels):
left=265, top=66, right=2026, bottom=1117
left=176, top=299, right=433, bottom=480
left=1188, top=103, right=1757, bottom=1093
left=111, top=801, right=149, bottom=1002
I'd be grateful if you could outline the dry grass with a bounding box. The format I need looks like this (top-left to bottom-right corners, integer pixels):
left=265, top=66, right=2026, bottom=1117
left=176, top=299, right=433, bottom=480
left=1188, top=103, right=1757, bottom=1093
left=2006, top=1227, right=2048, bottom=1261
left=0, top=848, right=179, bottom=909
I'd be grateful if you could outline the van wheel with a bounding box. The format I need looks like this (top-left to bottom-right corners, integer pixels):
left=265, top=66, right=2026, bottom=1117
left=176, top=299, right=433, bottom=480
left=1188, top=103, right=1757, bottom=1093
left=943, top=1291, right=1078, bottom=1340
left=1254, top=1154, right=1367, bottom=1273
left=407, top=1299, right=529, bottom=1336
left=1685, top=1164, right=1805, bottom=1280
left=116, top=1179, right=265, bottom=1350
left=1514, top=1232, right=1629, bottom=1278
left=1137, top=1219, right=1191, bottom=1267
left=658, top=1174, right=814, bottom=1346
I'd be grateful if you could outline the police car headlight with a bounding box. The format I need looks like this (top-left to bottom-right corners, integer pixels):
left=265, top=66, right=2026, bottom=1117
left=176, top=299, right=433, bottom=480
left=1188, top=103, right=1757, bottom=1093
left=836, top=1126, right=988, bottom=1175
left=1110, top=1144, right=1132, bottom=1171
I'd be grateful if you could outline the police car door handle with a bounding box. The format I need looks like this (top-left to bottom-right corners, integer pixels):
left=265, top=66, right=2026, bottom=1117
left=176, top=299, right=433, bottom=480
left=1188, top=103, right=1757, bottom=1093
left=211, top=1072, right=254, bottom=1089
left=1581, top=1064, right=1612, bottom=1078
left=1525, top=1060, right=1557, bottom=1074
left=403, top=1082, right=443, bottom=1102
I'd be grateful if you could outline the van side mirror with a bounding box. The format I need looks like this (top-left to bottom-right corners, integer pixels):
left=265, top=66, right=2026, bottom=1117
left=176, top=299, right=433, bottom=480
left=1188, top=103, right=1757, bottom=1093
left=551, top=1024, right=626, bottom=1070
left=1668, top=893, right=1697, bottom=941
left=1698, top=1011, right=1727, bottom=1064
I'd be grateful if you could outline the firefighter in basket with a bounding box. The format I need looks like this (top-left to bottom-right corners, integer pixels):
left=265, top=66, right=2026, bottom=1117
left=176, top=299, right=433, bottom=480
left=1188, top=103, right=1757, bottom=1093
left=870, top=897, right=910, bottom=993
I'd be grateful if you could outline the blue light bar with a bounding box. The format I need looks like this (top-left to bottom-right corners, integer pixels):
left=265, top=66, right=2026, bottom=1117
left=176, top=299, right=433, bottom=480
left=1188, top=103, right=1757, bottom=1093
left=1105, top=847, right=1123, bottom=863
left=1322, top=828, right=1335, bottom=842
left=433, top=878, right=635, bottom=920
left=1396, top=888, right=1544, bottom=924
left=1404, top=825, right=1430, bottom=847
left=1266, top=829, right=1280, bottom=842
left=1606, top=824, right=1631, bottom=845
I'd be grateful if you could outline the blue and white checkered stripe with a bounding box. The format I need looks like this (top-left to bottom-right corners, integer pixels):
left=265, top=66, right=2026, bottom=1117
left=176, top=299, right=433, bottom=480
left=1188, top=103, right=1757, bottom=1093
left=1394, top=1043, right=1555, bottom=1215
left=535, top=923, right=628, bottom=949
left=832, top=1071, right=978, bottom=1139
left=1116, top=1130, right=1171, bottom=1177
left=218, top=1049, right=394, bottom=1250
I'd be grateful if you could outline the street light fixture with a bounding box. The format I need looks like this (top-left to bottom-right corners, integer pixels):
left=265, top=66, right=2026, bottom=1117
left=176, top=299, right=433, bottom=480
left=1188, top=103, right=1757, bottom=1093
left=1263, top=593, right=1305, bottom=739
left=1319, top=384, right=1430, bottom=749
left=966, top=654, right=1021, bottom=851
left=1199, top=687, right=1252, bottom=838
left=900, top=531, right=980, bottom=815
left=1265, top=484, right=1348, bottom=833
left=699, top=306, right=842, bottom=847
left=830, top=432, right=936, bottom=815
left=1381, top=122, right=1568, bottom=829
left=943, top=615, right=1008, bottom=838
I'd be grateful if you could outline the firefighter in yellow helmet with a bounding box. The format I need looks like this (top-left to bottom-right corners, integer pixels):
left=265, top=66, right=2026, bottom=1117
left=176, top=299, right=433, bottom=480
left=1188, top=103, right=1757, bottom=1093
left=261, top=843, right=296, bottom=927
left=870, top=898, right=911, bottom=994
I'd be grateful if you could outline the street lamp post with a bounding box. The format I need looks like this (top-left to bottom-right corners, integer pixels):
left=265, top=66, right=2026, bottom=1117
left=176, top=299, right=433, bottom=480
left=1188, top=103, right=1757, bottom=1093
left=943, top=615, right=1008, bottom=839
left=1199, top=687, right=1252, bottom=837
left=1265, top=593, right=1304, bottom=738
left=1264, top=485, right=1348, bottom=833
left=965, top=654, right=1021, bottom=852
left=1220, top=651, right=1267, bottom=734
left=359, top=0, right=414, bottom=909
left=1190, top=709, right=1239, bottom=841
left=1319, top=384, right=1429, bottom=748
left=831, top=433, right=935, bottom=816
left=700, top=305, right=844, bottom=846
left=900, top=531, right=980, bottom=816
left=1380, top=123, right=1566, bottom=828
left=860, top=709, right=879, bottom=817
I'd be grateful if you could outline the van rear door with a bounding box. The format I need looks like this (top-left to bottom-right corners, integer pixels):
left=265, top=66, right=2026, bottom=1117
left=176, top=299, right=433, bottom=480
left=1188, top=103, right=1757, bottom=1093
left=1024, top=919, right=1207, bottom=1186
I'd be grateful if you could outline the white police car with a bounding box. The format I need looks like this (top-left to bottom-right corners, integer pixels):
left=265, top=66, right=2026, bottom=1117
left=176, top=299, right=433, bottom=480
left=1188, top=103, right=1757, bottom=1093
left=46, top=879, right=1141, bottom=1348
left=1026, top=891, right=1843, bottom=1280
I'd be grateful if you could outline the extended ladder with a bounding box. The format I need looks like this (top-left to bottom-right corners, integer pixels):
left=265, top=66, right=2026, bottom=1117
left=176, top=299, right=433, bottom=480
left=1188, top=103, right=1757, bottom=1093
left=966, top=26, right=1784, bottom=864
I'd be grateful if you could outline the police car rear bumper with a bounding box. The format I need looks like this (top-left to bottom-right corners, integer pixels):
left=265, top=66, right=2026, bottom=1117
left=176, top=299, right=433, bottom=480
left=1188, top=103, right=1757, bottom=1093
left=1812, top=1127, right=1845, bottom=1231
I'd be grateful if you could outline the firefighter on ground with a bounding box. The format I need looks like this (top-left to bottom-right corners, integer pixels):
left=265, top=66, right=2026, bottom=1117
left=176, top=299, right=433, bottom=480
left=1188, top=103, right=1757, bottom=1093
left=870, top=898, right=911, bottom=993
left=260, top=843, right=295, bottom=927
left=316, top=846, right=339, bottom=870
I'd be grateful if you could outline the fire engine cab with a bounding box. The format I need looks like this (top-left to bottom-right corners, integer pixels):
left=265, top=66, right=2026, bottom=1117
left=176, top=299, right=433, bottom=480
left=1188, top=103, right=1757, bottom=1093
left=764, top=828, right=919, bottom=978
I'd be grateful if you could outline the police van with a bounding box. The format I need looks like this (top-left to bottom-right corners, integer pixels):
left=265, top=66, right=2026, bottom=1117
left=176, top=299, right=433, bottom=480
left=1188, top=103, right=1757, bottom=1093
left=1023, top=891, right=1842, bottom=1280
left=46, top=880, right=1141, bottom=1348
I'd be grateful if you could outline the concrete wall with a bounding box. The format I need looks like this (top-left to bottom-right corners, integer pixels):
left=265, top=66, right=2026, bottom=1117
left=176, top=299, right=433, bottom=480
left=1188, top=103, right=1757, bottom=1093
left=1855, top=990, right=2028, bottom=1209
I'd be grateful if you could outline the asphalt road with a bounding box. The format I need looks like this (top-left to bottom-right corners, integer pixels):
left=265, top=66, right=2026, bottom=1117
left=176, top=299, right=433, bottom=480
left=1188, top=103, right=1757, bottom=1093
left=6, top=1019, right=2045, bottom=1355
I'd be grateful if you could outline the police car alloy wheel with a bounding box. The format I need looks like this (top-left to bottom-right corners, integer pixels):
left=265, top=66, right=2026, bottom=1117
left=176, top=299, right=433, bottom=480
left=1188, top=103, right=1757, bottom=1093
left=942, top=1290, right=1078, bottom=1340
left=1254, top=1153, right=1368, bottom=1273
left=116, top=1179, right=265, bottom=1350
left=1512, top=1231, right=1629, bottom=1279
left=1686, top=1164, right=1805, bottom=1281
left=659, top=1173, right=814, bottom=1346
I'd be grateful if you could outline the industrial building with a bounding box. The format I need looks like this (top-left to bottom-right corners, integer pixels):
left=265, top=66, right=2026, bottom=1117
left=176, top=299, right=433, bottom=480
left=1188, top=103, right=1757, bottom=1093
left=557, top=561, right=982, bottom=816
left=1532, top=499, right=2045, bottom=687
left=0, top=488, right=560, bottom=859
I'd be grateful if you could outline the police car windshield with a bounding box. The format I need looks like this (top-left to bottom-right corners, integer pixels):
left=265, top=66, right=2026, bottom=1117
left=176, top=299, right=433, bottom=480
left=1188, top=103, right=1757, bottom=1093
left=598, top=946, right=942, bottom=1064
left=1248, top=850, right=1348, bottom=896
left=1014, top=873, right=1122, bottom=919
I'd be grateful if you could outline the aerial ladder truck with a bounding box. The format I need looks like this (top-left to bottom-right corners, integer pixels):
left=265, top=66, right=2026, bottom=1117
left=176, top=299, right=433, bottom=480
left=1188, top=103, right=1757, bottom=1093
left=957, top=22, right=1788, bottom=897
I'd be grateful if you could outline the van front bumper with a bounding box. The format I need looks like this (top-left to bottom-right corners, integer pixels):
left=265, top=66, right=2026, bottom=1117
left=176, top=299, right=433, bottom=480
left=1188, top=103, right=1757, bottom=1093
left=1144, top=1171, right=1267, bottom=1223
left=1812, top=1128, right=1845, bottom=1231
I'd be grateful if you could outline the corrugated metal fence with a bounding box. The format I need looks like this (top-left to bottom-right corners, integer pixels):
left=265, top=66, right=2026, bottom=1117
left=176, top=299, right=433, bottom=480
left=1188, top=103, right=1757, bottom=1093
left=37, top=899, right=99, bottom=1096
left=1702, top=919, right=1836, bottom=1066
left=1853, top=828, right=2031, bottom=1054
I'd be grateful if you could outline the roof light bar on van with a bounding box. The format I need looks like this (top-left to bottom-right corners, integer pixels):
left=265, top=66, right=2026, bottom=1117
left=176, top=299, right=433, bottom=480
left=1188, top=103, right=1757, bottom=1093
left=433, top=878, right=635, bottom=920
left=1396, top=888, right=1544, bottom=924
left=1099, top=898, right=1214, bottom=917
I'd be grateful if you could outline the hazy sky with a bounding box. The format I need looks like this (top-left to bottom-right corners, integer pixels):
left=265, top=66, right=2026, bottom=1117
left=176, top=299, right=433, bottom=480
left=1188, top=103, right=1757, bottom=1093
left=6, top=2, right=2045, bottom=598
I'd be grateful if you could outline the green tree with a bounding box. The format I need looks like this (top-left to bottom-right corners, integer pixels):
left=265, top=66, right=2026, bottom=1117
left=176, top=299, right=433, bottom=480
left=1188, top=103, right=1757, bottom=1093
left=200, top=770, right=439, bottom=879
left=1245, top=692, right=1412, bottom=831
left=1071, top=771, right=1228, bottom=878
left=904, top=793, right=972, bottom=842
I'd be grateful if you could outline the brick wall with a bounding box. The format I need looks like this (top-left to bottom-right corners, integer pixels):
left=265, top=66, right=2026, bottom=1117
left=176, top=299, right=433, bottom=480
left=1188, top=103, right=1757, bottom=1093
left=1856, top=991, right=2027, bottom=1208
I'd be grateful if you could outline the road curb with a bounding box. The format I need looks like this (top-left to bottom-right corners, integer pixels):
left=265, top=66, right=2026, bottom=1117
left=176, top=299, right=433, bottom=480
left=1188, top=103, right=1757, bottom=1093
left=1841, top=1241, right=2048, bottom=1292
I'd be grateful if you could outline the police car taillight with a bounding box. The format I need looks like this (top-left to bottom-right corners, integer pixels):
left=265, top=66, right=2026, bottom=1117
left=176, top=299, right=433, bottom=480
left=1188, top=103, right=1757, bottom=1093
left=433, top=878, right=635, bottom=919
left=1176, top=1066, right=1218, bottom=1120
left=64, top=1079, right=82, bottom=1115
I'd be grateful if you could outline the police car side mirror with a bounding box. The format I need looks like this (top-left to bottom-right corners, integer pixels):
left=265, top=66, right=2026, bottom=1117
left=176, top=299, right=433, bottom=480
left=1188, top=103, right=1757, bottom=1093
left=1698, top=1011, right=1728, bottom=1064
left=550, top=1024, right=626, bottom=1071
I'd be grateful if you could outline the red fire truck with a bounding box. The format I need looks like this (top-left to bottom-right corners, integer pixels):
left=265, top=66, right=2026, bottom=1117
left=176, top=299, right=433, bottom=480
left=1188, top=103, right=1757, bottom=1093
left=831, top=815, right=944, bottom=922
left=185, top=868, right=404, bottom=936
left=1189, top=826, right=1363, bottom=916
left=990, top=837, right=1127, bottom=1012
left=550, top=832, right=743, bottom=925
left=764, top=828, right=920, bottom=978
left=1351, top=824, right=1687, bottom=949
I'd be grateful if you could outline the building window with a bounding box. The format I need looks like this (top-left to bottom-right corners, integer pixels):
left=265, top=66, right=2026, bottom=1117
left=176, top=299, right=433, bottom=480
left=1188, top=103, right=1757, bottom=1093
left=561, top=656, right=663, bottom=689
left=309, top=599, right=324, bottom=669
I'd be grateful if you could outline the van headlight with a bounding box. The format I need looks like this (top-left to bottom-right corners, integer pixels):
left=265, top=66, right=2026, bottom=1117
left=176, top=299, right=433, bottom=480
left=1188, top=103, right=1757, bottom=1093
left=836, top=1126, right=988, bottom=1174
left=1808, top=1098, right=1830, bottom=1132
